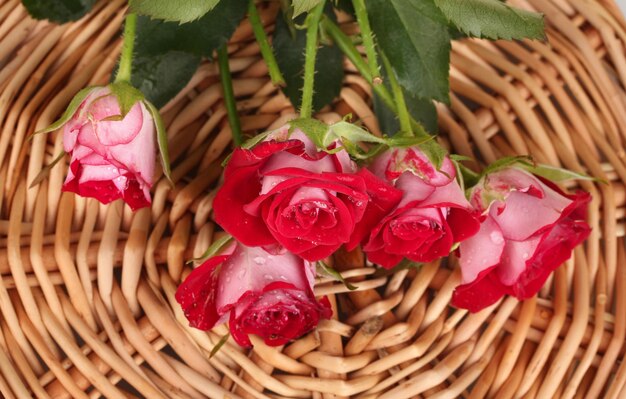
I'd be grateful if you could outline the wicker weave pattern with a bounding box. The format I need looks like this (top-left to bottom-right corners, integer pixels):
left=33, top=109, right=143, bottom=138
left=0, top=0, right=625, bottom=397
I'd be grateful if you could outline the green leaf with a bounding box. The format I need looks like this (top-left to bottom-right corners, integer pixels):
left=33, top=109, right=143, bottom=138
left=273, top=10, right=344, bottom=112
left=123, top=1, right=248, bottom=108
left=22, top=0, right=95, bottom=23
left=144, top=100, right=172, bottom=182
left=333, top=0, right=355, bottom=15
left=433, top=0, right=545, bottom=41
left=129, top=0, right=220, bottom=24
left=29, top=152, right=66, bottom=188
left=130, top=51, right=201, bottom=108
left=367, top=0, right=451, bottom=103
left=34, top=86, right=96, bottom=135
left=133, top=1, right=248, bottom=59
left=317, top=261, right=357, bottom=290
left=210, top=333, right=230, bottom=358
left=109, top=81, right=145, bottom=117
left=188, top=235, right=233, bottom=265
left=292, top=0, right=323, bottom=17
left=373, top=91, right=438, bottom=136
left=521, top=164, right=600, bottom=183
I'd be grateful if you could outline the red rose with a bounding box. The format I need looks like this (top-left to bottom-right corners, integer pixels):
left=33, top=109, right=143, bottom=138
left=214, top=126, right=388, bottom=261
left=452, top=167, right=591, bottom=312
left=175, top=243, right=331, bottom=347
left=353, top=147, right=480, bottom=268
left=62, top=87, right=156, bottom=210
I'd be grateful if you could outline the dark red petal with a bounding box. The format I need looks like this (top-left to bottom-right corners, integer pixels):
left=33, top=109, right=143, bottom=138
left=451, top=264, right=508, bottom=312
left=366, top=248, right=404, bottom=269
left=347, top=168, right=403, bottom=250
left=447, top=208, right=481, bottom=242
left=511, top=219, right=590, bottom=300
left=214, top=166, right=276, bottom=247
left=175, top=255, right=229, bottom=331
left=224, top=140, right=303, bottom=178
left=230, top=286, right=332, bottom=347
left=63, top=160, right=122, bottom=204
left=121, top=178, right=151, bottom=211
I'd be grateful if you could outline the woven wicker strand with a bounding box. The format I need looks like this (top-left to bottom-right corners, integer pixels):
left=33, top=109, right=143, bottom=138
left=0, top=0, right=625, bottom=397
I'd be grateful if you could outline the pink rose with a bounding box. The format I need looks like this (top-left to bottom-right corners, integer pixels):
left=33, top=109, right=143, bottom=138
left=351, top=147, right=480, bottom=268
left=452, top=167, right=591, bottom=312
left=62, top=87, right=155, bottom=210
left=175, top=243, right=331, bottom=347
left=213, top=126, right=397, bottom=261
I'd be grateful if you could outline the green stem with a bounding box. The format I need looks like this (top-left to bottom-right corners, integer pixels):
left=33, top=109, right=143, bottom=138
left=248, top=0, right=285, bottom=86
left=115, top=13, right=137, bottom=83
left=352, top=0, right=381, bottom=84
left=217, top=45, right=243, bottom=146
left=321, top=17, right=430, bottom=138
left=300, top=1, right=326, bottom=119
left=381, top=52, right=411, bottom=136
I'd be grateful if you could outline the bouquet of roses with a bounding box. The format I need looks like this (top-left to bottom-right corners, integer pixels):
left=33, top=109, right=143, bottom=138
left=173, top=121, right=591, bottom=347
left=30, top=0, right=592, bottom=348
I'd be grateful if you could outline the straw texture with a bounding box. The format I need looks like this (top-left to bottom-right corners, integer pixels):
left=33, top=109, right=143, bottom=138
left=0, top=0, right=625, bottom=397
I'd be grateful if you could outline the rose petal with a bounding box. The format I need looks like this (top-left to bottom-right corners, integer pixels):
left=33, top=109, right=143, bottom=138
left=175, top=255, right=230, bottom=331
left=511, top=217, right=591, bottom=300
left=490, top=185, right=572, bottom=241
left=108, top=102, right=156, bottom=186
left=451, top=264, right=507, bottom=312
left=497, top=236, right=541, bottom=285
left=347, top=168, right=403, bottom=250
left=458, top=216, right=505, bottom=284
left=215, top=246, right=308, bottom=312
left=94, top=98, right=144, bottom=146
left=394, top=173, right=436, bottom=206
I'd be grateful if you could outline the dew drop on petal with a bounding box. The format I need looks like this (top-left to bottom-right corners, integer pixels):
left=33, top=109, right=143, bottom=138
left=489, top=231, right=504, bottom=245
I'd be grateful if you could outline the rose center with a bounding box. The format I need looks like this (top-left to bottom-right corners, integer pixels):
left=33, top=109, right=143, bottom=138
left=390, top=218, right=440, bottom=240
left=283, top=200, right=337, bottom=230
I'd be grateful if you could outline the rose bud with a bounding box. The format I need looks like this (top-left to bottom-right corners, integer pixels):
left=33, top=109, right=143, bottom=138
left=213, top=125, right=396, bottom=262
left=353, top=147, right=480, bottom=268
left=60, top=86, right=156, bottom=210
left=175, top=243, right=332, bottom=347
left=452, top=167, right=591, bottom=312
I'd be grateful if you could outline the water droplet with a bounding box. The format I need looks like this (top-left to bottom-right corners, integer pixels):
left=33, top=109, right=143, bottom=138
left=264, top=274, right=274, bottom=281
left=279, top=275, right=288, bottom=281
left=237, top=269, right=247, bottom=278
left=490, top=231, right=504, bottom=245
left=522, top=252, right=530, bottom=260
left=253, top=256, right=266, bottom=265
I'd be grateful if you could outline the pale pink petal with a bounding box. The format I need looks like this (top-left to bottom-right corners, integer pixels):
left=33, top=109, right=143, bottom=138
left=458, top=216, right=505, bottom=284
left=497, top=236, right=541, bottom=285
left=215, top=245, right=309, bottom=311
left=78, top=164, right=123, bottom=183
left=490, top=188, right=572, bottom=241
left=261, top=151, right=336, bottom=178
left=394, top=172, right=436, bottom=206
left=333, top=146, right=357, bottom=173
left=89, top=93, right=121, bottom=120
left=288, top=186, right=330, bottom=205
left=419, top=178, right=471, bottom=209
left=108, top=103, right=156, bottom=187
left=94, top=99, right=144, bottom=146
left=77, top=124, right=107, bottom=157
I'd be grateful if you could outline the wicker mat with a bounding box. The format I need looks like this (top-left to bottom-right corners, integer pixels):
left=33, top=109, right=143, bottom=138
left=0, top=0, right=625, bottom=397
